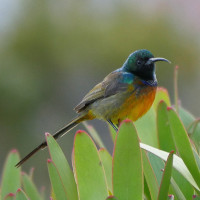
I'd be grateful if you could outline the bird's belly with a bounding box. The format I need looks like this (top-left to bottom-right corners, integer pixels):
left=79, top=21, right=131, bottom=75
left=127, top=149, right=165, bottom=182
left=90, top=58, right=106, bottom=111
left=90, top=86, right=157, bottom=125
left=113, top=86, right=157, bottom=124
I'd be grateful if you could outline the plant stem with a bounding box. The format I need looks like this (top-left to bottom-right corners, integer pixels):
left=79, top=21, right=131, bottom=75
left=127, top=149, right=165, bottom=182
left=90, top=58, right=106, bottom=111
left=174, top=66, right=179, bottom=114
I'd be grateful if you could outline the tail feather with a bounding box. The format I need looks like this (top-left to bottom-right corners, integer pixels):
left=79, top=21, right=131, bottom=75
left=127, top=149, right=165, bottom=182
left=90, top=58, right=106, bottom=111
left=15, top=115, right=85, bottom=167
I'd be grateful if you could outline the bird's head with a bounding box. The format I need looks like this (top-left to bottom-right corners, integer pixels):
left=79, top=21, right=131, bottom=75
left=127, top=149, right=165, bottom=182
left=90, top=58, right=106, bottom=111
left=122, top=49, right=170, bottom=81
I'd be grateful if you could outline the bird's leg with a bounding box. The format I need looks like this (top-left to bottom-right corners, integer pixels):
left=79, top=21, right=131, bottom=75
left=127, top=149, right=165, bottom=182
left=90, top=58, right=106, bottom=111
left=117, top=119, right=121, bottom=128
left=107, top=120, right=118, bottom=132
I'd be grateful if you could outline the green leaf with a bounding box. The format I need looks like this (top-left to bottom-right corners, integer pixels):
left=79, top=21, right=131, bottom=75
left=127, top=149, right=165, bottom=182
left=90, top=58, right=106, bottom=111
left=22, top=173, right=43, bottom=200
left=99, top=148, right=112, bottom=193
left=193, top=149, right=200, bottom=170
left=106, top=196, right=118, bottom=200
left=191, top=125, right=200, bottom=154
left=179, top=107, right=195, bottom=129
left=179, top=107, right=200, bottom=152
left=46, top=133, right=78, bottom=200
left=153, top=87, right=171, bottom=110
left=73, top=130, right=108, bottom=200
left=172, top=169, right=193, bottom=199
left=135, top=107, right=158, bottom=147
left=147, top=152, right=165, bottom=186
left=1, top=150, right=21, bottom=199
left=140, top=143, right=200, bottom=191
left=149, top=154, right=181, bottom=199
left=83, top=122, right=106, bottom=148
left=189, top=120, right=200, bottom=153
left=167, top=108, right=200, bottom=188
left=144, top=177, right=152, bottom=200
left=157, top=151, right=174, bottom=200
left=157, top=101, right=176, bottom=152
left=113, top=120, right=143, bottom=200
left=47, top=159, right=68, bottom=200
left=142, top=150, right=159, bottom=200
left=15, top=189, right=29, bottom=200
left=147, top=147, right=195, bottom=198
left=170, top=177, right=187, bottom=200
left=4, top=193, right=15, bottom=200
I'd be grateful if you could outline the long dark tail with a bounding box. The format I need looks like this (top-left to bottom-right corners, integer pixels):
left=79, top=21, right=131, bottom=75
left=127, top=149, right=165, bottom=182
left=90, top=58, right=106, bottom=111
left=15, top=115, right=85, bottom=167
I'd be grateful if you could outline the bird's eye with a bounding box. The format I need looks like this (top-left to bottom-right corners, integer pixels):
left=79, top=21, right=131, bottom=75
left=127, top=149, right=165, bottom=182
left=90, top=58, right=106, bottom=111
left=137, top=60, right=142, bottom=66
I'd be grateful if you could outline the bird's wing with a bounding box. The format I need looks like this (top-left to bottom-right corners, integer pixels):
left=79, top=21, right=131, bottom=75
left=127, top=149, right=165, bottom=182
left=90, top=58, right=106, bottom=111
left=74, top=71, right=134, bottom=112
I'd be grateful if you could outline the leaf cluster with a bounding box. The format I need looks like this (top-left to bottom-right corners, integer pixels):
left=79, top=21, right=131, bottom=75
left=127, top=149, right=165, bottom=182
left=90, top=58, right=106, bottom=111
left=1, top=87, right=200, bottom=200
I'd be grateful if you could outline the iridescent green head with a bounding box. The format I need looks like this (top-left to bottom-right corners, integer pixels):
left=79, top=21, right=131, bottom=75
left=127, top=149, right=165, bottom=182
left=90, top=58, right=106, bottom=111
left=122, top=49, right=170, bottom=81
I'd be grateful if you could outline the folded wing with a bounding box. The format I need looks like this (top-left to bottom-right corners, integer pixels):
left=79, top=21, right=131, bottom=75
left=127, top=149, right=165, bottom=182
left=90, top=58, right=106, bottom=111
left=74, top=71, right=134, bottom=113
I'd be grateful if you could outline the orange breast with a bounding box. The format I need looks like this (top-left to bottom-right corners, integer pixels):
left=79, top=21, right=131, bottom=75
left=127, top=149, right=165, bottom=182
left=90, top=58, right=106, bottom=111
left=111, top=86, right=157, bottom=124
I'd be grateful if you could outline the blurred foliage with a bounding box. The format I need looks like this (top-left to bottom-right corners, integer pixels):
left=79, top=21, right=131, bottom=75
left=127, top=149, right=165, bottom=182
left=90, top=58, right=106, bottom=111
left=0, top=0, right=200, bottom=193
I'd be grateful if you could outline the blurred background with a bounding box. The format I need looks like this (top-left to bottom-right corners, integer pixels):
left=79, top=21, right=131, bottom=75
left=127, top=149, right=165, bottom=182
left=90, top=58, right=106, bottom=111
left=1, top=0, right=200, bottom=195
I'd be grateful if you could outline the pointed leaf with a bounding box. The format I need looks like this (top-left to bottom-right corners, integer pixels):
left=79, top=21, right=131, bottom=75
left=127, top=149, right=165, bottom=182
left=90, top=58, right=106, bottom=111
left=153, top=87, right=171, bottom=110
left=22, top=173, right=43, bottom=200
left=170, top=177, right=187, bottom=200
left=147, top=152, right=165, bottom=186
left=113, top=120, right=143, bottom=200
left=1, top=150, right=20, bottom=199
left=179, top=107, right=195, bottom=129
left=106, top=196, right=118, bottom=200
left=99, top=148, right=112, bottom=192
left=172, top=169, right=193, bottom=199
left=135, top=107, right=158, bottom=147
left=46, top=133, right=78, bottom=200
left=157, top=101, right=176, bottom=152
left=189, top=120, right=200, bottom=152
left=144, top=177, right=152, bottom=200
left=140, top=143, right=200, bottom=191
left=47, top=159, right=68, bottom=200
left=193, top=149, right=200, bottom=169
left=179, top=107, right=200, bottom=151
left=157, top=151, right=174, bottom=200
left=167, top=108, right=200, bottom=188
left=73, top=130, right=108, bottom=200
left=83, top=122, right=106, bottom=148
left=148, top=154, right=180, bottom=199
left=142, top=150, right=159, bottom=200
left=15, top=189, right=29, bottom=200
left=4, top=193, right=15, bottom=200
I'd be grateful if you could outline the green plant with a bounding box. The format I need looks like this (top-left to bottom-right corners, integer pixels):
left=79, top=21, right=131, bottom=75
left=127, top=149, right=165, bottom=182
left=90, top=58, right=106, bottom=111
left=1, top=72, right=200, bottom=199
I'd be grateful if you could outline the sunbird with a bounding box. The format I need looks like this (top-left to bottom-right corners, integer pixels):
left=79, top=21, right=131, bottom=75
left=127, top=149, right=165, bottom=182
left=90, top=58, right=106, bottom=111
left=16, top=49, right=170, bottom=167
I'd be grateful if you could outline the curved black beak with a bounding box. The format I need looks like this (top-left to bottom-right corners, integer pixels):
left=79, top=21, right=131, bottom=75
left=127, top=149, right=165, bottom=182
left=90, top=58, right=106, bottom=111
left=146, top=57, right=171, bottom=65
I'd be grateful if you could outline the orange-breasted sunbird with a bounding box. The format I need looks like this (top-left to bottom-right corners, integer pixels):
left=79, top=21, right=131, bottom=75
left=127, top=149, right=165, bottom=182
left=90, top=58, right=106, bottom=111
left=16, top=49, right=170, bottom=167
